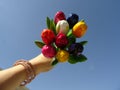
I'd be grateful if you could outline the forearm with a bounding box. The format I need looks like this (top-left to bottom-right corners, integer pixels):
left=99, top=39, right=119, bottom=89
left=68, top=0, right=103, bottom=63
left=0, top=65, right=26, bottom=90
left=0, top=53, right=53, bottom=90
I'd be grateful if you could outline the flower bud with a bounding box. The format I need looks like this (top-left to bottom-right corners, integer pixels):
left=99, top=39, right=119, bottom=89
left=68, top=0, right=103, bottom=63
left=41, top=29, right=55, bottom=45
left=54, top=11, right=66, bottom=24
left=67, top=13, right=79, bottom=29
left=56, top=50, right=69, bottom=62
left=72, top=20, right=87, bottom=38
left=42, top=45, right=56, bottom=58
left=55, top=32, right=69, bottom=48
left=56, top=20, right=69, bottom=34
left=68, top=43, right=84, bottom=56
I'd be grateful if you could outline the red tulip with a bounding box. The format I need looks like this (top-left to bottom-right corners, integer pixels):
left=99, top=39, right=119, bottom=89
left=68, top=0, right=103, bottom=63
left=42, top=45, right=56, bottom=58
left=41, top=29, right=55, bottom=45
left=54, top=11, right=66, bottom=24
left=55, top=32, right=69, bottom=48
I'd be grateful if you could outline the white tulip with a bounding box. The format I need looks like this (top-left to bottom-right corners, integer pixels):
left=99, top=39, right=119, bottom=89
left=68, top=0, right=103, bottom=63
left=56, top=20, right=69, bottom=34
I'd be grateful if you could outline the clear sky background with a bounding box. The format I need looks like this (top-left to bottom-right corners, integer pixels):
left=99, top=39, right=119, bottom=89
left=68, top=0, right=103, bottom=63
left=0, top=0, right=120, bottom=90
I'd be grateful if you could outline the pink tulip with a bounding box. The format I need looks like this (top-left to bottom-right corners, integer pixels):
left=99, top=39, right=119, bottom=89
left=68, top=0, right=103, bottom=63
left=42, top=45, right=56, bottom=58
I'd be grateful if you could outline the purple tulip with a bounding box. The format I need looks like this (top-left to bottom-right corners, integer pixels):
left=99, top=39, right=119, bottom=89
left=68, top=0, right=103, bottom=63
left=67, top=13, right=79, bottom=29
left=68, top=43, right=84, bottom=56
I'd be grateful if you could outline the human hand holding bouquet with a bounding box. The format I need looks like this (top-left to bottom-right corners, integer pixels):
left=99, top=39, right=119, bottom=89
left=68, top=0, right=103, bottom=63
left=35, top=11, right=88, bottom=65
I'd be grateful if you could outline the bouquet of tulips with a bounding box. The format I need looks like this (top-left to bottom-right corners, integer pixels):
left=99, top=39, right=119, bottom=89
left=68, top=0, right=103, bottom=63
left=35, top=11, right=88, bottom=65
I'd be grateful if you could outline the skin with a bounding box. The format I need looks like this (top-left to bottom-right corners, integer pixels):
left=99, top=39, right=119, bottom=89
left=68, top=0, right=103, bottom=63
left=0, top=53, right=53, bottom=90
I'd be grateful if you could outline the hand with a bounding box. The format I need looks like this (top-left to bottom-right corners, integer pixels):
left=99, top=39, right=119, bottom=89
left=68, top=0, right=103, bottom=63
left=29, top=53, right=54, bottom=75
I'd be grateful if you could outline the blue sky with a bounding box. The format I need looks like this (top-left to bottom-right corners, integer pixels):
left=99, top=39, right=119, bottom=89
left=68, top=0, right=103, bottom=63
left=0, top=0, right=120, bottom=90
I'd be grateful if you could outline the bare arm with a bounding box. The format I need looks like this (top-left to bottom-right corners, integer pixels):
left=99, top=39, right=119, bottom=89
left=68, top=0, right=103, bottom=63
left=0, top=53, right=53, bottom=90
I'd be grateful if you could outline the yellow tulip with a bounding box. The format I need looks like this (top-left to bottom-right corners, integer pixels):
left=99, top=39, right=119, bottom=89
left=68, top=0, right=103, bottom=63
left=56, top=50, right=69, bottom=62
left=73, top=20, right=87, bottom=38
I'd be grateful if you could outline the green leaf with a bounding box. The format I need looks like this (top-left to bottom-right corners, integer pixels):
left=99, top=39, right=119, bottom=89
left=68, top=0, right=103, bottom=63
left=80, top=19, right=85, bottom=22
left=67, top=29, right=73, bottom=37
left=68, top=55, right=78, bottom=64
left=51, top=58, right=58, bottom=66
left=68, top=54, right=87, bottom=64
left=50, top=19, right=56, bottom=34
left=34, top=40, right=45, bottom=48
left=79, top=41, right=88, bottom=46
left=77, top=54, right=87, bottom=62
left=67, top=36, right=76, bottom=48
left=46, top=17, right=50, bottom=29
left=46, top=17, right=56, bottom=34
left=68, top=59, right=78, bottom=64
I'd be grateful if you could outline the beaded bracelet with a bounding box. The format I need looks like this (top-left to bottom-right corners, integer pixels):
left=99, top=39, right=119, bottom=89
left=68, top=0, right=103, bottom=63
left=13, top=60, right=36, bottom=86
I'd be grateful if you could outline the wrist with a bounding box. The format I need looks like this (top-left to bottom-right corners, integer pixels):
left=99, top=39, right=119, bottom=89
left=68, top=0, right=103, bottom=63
left=29, top=53, right=53, bottom=75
